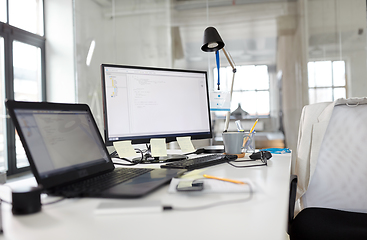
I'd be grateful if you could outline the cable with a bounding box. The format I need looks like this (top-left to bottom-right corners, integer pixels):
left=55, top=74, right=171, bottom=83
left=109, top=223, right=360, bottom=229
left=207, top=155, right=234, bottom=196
left=109, top=150, right=118, bottom=158
left=113, top=159, right=139, bottom=166
left=0, top=198, right=11, bottom=205
left=0, top=196, right=66, bottom=206
left=227, top=160, right=267, bottom=168
left=112, top=145, right=204, bottom=165
left=183, top=148, right=206, bottom=155
left=227, top=151, right=269, bottom=168
left=41, top=197, right=66, bottom=205
left=0, top=185, right=13, bottom=204
left=163, top=182, right=253, bottom=211
left=0, top=184, right=66, bottom=206
left=112, top=148, right=144, bottom=166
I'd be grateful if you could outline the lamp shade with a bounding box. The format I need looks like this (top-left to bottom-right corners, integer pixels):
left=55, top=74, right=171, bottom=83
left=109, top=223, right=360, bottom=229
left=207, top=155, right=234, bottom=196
left=201, top=27, right=225, bottom=52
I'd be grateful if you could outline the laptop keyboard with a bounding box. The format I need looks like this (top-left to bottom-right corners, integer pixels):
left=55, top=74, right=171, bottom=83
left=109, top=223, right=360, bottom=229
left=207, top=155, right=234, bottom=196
left=53, top=168, right=153, bottom=197
left=160, top=154, right=237, bottom=171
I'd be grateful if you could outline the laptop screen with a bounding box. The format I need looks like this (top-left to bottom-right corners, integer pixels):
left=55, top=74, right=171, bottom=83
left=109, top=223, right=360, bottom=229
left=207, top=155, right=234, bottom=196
left=14, top=109, right=110, bottom=179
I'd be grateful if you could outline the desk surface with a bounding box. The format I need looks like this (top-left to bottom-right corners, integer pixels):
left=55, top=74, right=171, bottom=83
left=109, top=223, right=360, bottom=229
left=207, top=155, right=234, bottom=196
left=0, top=152, right=291, bottom=240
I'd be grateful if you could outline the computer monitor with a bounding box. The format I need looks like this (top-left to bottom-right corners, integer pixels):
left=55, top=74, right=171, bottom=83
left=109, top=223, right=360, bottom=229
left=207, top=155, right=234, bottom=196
left=100, top=64, right=212, bottom=161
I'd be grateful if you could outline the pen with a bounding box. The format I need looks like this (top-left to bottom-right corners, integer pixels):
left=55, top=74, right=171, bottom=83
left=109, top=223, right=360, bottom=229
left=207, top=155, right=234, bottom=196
left=249, top=119, right=258, bottom=134
left=203, top=174, right=246, bottom=185
left=243, top=119, right=258, bottom=147
left=235, top=120, right=244, bottom=132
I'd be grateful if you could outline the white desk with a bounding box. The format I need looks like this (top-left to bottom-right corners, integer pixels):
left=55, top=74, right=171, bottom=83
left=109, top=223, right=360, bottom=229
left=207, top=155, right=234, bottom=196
left=0, top=152, right=291, bottom=240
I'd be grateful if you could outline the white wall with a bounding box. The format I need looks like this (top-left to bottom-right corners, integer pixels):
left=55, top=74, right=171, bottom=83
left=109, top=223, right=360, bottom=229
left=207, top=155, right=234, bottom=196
left=44, top=0, right=75, bottom=103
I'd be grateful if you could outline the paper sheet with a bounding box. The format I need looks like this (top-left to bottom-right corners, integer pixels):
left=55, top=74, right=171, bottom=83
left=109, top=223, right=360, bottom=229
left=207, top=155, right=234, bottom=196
left=176, top=136, right=195, bottom=153
left=150, top=138, right=167, bottom=157
left=209, top=91, right=231, bottom=111
left=168, top=178, right=254, bottom=193
left=113, top=140, right=136, bottom=158
left=179, top=169, right=207, bottom=179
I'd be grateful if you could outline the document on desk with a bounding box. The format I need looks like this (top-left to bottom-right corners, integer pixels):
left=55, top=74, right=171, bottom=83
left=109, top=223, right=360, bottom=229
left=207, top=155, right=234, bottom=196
left=168, top=178, right=255, bottom=193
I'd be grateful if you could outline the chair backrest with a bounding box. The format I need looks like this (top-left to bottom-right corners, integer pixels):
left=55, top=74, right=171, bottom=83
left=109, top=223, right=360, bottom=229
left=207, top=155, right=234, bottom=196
left=302, top=104, right=367, bottom=213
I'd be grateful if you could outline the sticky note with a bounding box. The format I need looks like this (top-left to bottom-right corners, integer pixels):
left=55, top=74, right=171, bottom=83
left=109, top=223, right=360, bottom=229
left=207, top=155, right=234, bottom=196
left=113, top=140, right=136, bottom=158
left=176, top=136, right=195, bottom=153
left=150, top=138, right=167, bottom=157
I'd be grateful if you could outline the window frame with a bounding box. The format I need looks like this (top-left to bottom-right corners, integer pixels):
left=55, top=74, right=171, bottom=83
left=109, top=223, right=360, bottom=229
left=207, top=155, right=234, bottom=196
left=307, top=60, right=347, bottom=104
left=0, top=1, right=46, bottom=175
left=212, top=64, right=271, bottom=118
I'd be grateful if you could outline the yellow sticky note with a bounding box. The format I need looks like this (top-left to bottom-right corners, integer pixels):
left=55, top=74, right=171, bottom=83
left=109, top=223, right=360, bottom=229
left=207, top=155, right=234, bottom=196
left=113, top=140, right=136, bottom=158
left=176, top=136, right=195, bottom=153
left=150, top=138, right=167, bottom=157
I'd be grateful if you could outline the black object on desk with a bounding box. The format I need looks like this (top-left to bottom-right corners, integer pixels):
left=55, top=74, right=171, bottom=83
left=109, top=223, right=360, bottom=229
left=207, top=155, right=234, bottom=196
left=249, top=151, right=272, bottom=160
left=5, top=100, right=184, bottom=199
left=161, top=154, right=237, bottom=171
left=203, top=145, right=225, bottom=153
left=176, top=181, right=204, bottom=191
left=12, top=186, right=42, bottom=215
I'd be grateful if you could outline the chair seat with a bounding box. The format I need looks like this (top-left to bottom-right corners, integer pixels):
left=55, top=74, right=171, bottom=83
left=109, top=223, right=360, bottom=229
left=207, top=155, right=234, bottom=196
left=289, top=207, right=367, bottom=240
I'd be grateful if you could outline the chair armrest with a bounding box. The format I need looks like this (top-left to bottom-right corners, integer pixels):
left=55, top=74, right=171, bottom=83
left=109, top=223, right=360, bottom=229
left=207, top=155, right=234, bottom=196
left=288, top=174, right=298, bottom=234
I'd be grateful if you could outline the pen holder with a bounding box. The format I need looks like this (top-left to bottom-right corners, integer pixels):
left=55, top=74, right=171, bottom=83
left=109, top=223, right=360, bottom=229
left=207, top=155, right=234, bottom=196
left=243, top=131, right=256, bottom=153
left=222, top=131, right=256, bottom=155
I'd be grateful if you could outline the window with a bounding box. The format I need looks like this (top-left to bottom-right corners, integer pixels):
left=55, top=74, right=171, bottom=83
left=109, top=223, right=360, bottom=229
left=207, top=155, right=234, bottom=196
left=0, top=36, right=5, bottom=171
left=9, top=0, right=44, bottom=36
left=308, top=61, right=346, bottom=104
left=213, top=65, right=270, bottom=117
left=0, top=0, right=45, bottom=175
left=0, top=0, right=6, bottom=23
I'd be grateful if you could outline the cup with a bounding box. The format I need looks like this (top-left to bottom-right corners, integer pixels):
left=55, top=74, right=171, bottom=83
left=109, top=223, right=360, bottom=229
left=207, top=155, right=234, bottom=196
left=222, top=131, right=256, bottom=155
left=222, top=132, right=246, bottom=155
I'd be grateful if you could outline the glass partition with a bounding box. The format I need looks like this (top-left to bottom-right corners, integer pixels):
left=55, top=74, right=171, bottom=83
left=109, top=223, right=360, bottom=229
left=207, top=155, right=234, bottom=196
left=0, top=37, right=5, bottom=172
left=73, top=0, right=367, bottom=151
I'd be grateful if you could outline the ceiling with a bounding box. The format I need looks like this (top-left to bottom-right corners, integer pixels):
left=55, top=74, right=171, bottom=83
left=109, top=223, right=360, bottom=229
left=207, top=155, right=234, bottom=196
left=91, top=0, right=299, bottom=68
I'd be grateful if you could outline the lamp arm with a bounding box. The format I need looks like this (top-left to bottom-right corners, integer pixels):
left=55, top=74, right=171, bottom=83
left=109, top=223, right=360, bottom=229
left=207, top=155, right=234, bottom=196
left=222, top=48, right=236, bottom=72
left=222, top=48, right=237, bottom=132
left=223, top=70, right=236, bottom=132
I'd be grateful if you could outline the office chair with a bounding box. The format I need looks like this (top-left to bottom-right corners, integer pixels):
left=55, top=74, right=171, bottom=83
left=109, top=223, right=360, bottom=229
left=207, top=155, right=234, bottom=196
left=288, top=100, right=367, bottom=240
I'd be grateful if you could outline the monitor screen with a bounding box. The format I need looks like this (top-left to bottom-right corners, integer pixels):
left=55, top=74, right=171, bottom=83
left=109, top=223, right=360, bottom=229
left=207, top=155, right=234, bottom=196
left=100, top=64, right=212, bottom=146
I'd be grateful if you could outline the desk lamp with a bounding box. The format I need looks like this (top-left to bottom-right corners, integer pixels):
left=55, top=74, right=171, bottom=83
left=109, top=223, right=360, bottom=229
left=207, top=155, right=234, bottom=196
left=201, top=26, right=237, bottom=132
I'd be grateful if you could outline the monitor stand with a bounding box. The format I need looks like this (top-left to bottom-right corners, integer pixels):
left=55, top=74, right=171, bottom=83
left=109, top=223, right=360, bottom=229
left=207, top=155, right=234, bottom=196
left=132, top=145, right=187, bottom=164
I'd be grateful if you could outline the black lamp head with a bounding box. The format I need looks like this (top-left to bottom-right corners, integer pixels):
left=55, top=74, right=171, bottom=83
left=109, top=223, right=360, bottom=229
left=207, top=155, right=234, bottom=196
left=201, top=26, right=225, bottom=52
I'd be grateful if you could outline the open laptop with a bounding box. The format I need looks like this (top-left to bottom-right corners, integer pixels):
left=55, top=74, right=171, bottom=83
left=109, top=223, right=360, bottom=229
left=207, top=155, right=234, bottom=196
left=5, top=100, right=184, bottom=198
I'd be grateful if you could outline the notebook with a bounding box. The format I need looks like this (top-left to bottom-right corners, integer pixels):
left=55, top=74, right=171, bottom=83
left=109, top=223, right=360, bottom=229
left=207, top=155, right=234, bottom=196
left=5, top=100, right=184, bottom=198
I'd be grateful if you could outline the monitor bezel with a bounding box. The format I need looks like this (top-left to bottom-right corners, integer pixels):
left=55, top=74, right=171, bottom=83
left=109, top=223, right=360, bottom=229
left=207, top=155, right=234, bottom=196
left=100, top=64, right=213, bottom=146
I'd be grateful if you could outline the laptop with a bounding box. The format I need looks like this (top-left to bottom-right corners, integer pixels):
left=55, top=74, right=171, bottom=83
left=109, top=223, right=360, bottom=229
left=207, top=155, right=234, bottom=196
left=5, top=100, right=184, bottom=198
